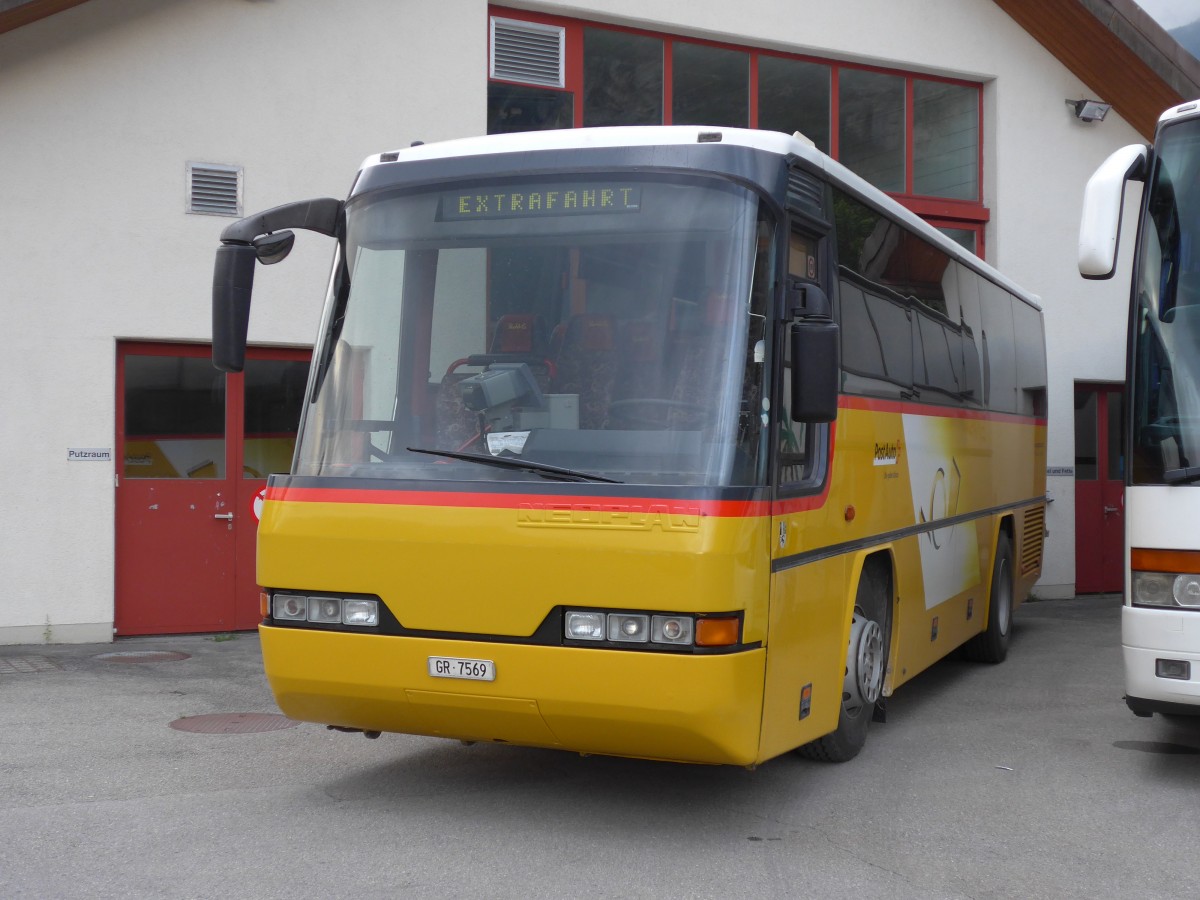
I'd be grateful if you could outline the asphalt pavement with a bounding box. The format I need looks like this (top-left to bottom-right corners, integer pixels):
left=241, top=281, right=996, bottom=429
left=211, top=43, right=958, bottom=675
left=1, top=594, right=1197, bottom=899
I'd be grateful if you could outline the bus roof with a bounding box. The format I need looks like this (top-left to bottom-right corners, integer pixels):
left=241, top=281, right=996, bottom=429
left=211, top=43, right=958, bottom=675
left=360, top=126, right=1042, bottom=312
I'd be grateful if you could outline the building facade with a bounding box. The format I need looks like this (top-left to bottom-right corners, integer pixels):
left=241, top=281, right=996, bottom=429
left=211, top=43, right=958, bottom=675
left=1, top=0, right=1196, bottom=642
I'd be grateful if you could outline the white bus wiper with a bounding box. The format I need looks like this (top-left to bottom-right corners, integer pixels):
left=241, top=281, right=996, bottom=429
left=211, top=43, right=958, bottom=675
left=406, top=447, right=622, bottom=483
left=1163, top=465, right=1200, bottom=485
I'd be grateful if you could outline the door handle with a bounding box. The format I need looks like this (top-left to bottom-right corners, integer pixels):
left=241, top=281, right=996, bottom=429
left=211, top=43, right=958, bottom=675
left=213, top=513, right=234, bottom=521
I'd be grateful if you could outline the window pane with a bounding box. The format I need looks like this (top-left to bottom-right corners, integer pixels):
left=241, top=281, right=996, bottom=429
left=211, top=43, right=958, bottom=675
left=913, top=80, right=979, bottom=200
left=584, top=28, right=663, bottom=126
left=937, top=226, right=977, bottom=255
left=1107, top=391, right=1125, bottom=481
left=672, top=42, right=748, bottom=127
left=758, top=57, right=830, bottom=153
left=1074, top=389, right=1098, bottom=481
left=838, top=69, right=904, bottom=192
left=488, top=82, right=573, bottom=134
left=124, top=355, right=225, bottom=479
left=243, top=358, right=309, bottom=478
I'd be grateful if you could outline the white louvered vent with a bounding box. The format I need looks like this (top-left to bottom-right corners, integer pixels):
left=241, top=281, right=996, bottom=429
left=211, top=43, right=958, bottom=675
left=490, top=17, right=564, bottom=87
left=187, top=162, right=242, bottom=217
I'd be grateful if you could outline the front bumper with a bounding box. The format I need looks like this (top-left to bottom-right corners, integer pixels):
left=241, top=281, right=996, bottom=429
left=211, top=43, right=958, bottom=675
left=261, top=625, right=767, bottom=765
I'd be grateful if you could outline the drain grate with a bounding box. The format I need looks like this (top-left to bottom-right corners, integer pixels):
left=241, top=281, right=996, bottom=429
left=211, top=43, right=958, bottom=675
left=169, top=713, right=299, bottom=735
left=0, top=656, right=63, bottom=675
left=96, top=651, right=190, bottom=664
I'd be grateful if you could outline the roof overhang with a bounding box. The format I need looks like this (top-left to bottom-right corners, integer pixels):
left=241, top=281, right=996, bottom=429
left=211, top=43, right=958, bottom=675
left=992, top=0, right=1200, bottom=139
left=0, top=0, right=88, bottom=36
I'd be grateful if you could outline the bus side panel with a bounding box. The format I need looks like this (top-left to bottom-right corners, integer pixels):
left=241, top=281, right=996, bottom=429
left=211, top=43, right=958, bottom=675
left=758, top=555, right=848, bottom=760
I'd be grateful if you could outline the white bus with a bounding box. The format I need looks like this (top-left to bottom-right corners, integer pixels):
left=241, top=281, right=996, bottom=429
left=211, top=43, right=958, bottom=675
left=1080, top=99, right=1200, bottom=718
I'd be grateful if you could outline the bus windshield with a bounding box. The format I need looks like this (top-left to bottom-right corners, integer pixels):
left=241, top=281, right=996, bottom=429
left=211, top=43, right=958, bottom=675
left=295, top=173, right=771, bottom=486
left=1132, top=117, right=1200, bottom=484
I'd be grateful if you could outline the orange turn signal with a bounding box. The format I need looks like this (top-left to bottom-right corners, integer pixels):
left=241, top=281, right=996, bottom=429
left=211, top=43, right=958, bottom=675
left=259, top=591, right=270, bottom=618
left=695, top=617, right=739, bottom=647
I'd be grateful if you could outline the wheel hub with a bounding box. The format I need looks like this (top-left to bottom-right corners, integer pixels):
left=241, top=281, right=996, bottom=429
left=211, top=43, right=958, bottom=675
left=843, top=614, right=884, bottom=709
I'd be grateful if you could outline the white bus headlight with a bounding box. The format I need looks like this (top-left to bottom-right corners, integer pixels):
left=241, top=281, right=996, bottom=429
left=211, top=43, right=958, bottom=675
left=1132, top=572, right=1175, bottom=607
left=1132, top=571, right=1200, bottom=609
left=1173, top=574, right=1200, bottom=608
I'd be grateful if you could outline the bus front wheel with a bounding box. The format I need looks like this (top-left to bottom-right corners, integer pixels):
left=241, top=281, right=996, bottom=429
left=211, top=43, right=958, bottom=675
left=798, top=562, right=891, bottom=763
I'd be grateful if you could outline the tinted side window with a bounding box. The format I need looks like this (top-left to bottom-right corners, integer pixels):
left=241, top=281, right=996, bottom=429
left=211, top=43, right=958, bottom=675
left=1013, top=298, right=1047, bottom=417
left=979, top=279, right=1017, bottom=413
left=956, top=264, right=985, bottom=405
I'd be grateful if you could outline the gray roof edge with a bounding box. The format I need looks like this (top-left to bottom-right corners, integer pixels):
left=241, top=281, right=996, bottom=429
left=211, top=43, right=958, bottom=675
left=1080, top=0, right=1200, bottom=100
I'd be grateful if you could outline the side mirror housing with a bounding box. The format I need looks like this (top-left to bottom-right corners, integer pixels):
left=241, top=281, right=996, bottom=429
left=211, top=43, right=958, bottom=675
left=790, top=319, right=839, bottom=423
left=212, top=243, right=258, bottom=373
left=1079, top=143, right=1147, bottom=280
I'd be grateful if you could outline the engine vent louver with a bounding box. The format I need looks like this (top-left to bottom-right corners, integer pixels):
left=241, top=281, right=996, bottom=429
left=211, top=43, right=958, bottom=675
left=1020, top=506, right=1046, bottom=575
left=490, top=17, right=564, bottom=87
left=187, top=163, right=242, bottom=217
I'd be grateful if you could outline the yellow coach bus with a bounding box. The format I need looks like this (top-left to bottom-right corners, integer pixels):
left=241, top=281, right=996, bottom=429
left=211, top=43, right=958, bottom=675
left=212, top=126, right=1046, bottom=764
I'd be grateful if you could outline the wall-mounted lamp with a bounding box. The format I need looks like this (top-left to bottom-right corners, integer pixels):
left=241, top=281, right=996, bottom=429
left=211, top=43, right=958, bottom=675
left=1067, top=99, right=1111, bottom=123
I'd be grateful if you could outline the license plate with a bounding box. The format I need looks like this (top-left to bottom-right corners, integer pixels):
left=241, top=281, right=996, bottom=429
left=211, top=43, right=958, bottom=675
left=427, top=656, right=496, bottom=682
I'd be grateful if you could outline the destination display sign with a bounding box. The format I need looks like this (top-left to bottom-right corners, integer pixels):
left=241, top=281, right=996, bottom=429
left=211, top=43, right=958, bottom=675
left=440, top=184, right=642, bottom=221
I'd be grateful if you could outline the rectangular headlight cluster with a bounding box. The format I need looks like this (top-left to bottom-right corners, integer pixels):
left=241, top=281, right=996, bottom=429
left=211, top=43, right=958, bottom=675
left=565, top=610, right=737, bottom=648
left=272, top=593, right=379, bottom=627
left=1131, top=572, right=1200, bottom=610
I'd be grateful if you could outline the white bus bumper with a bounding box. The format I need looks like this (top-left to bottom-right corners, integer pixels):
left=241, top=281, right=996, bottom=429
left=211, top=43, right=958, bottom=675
left=1122, top=605, right=1200, bottom=716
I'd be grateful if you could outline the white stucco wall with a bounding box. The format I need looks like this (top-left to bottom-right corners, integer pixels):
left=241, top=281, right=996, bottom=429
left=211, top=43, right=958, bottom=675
left=0, top=0, right=485, bottom=642
left=0, top=0, right=1151, bottom=642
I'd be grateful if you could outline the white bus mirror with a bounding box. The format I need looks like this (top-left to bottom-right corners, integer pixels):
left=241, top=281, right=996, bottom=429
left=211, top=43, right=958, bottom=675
left=1078, top=143, right=1147, bottom=280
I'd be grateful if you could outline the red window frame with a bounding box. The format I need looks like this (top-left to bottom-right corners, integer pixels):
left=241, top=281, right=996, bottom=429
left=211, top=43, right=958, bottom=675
left=488, top=5, right=989, bottom=254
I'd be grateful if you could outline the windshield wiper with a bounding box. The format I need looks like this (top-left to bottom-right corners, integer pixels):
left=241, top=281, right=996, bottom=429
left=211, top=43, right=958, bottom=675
left=406, top=447, right=622, bottom=483
left=1163, top=465, right=1200, bottom=485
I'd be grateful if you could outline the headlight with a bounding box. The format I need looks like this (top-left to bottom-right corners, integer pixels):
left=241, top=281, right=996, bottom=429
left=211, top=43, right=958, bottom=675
left=607, top=614, right=650, bottom=643
left=273, top=594, right=308, bottom=621
left=565, top=611, right=605, bottom=640
left=564, top=610, right=723, bottom=649
left=1131, top=571, right=1200, bottom=609
left=308, top=597, right=342, bottom=624
left=342, top=599, right=379, bottom=627
left=270, top=592, right=379, bottom=627
left=1173, top=574, right=1200, bottom=608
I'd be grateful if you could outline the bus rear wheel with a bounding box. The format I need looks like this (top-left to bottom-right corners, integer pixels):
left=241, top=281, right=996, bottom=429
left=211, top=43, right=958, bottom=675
left=962, top=532, right=1013, bottom=664
left=798, top=562, right=890, bottom=763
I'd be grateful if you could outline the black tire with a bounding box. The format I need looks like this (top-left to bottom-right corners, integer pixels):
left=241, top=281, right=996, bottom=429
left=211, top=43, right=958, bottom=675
left=962, top=532, right=1013, bottom=664
left=798, top=561, right=891, bottom=763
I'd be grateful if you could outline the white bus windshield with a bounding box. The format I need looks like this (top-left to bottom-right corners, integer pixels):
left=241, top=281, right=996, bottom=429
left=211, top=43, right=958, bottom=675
left=1132, top=117, right=1200, bottom=484
left=296, top=174, right=771, bottom=486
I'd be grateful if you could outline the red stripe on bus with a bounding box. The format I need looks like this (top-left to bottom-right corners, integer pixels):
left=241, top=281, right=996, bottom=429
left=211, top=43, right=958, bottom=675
left=265, top=485, right=773, bottom=518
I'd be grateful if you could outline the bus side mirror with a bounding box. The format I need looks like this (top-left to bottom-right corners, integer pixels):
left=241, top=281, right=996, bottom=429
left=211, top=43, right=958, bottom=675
left=1079, top=143, right=1147, bottom=280
left=212, top=243, right=258, bottom=373
left=791, top=318, right=839, bottom=423
left=210, top=198, right=342, bottom=374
